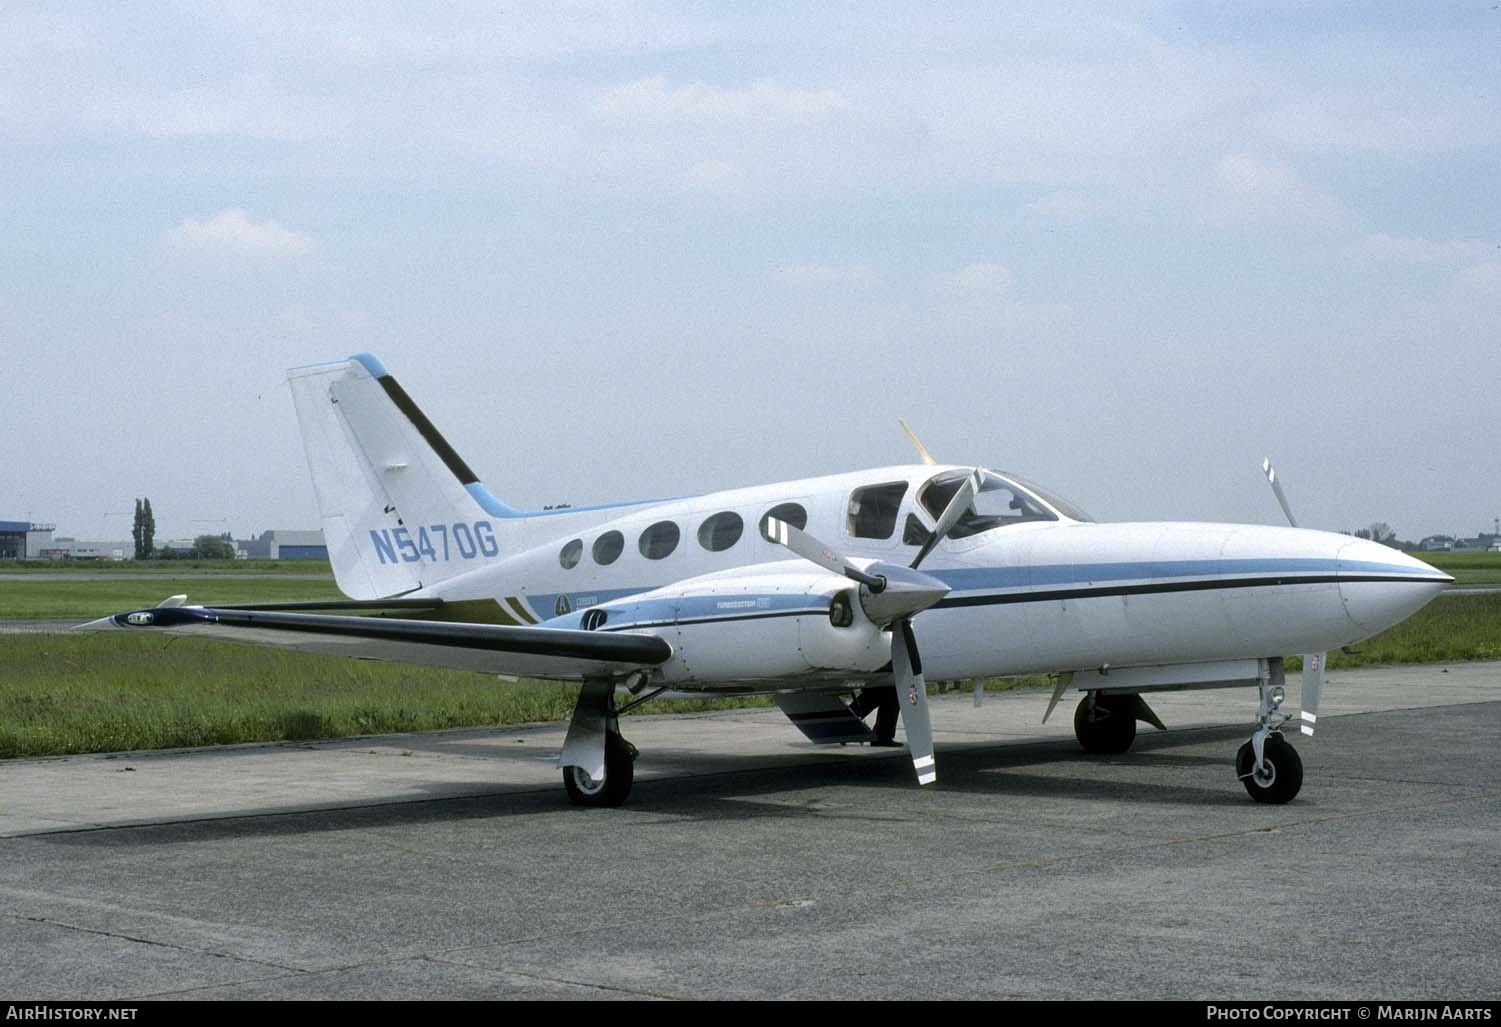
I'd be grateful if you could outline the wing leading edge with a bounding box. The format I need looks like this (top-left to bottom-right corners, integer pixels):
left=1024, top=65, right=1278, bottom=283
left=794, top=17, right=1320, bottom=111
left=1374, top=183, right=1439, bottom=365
left=80, top=606, right=673, bottom=681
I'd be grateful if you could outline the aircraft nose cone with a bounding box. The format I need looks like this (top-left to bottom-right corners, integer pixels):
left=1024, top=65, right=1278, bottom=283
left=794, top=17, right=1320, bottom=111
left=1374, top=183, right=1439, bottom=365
left=1337, top=539, right=1452, bottom=634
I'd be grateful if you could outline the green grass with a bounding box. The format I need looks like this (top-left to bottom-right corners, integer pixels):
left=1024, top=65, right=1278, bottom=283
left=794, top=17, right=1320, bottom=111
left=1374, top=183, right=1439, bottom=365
left=0, top=577, right=346, bottom=620
left=1294, top=591, right=1501, bottom=670
left=1, top=588, right=1494, bottom=760
left=1, top=559, right=334, bottom=576
left=1411, top=550, right=1501, bottom=585
left=0, top=632, right=772, bottom=759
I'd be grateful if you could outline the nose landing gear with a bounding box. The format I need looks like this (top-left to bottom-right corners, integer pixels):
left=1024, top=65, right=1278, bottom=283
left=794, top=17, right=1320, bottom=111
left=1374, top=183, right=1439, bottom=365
left=1238, top=658, right=1304, bottom=804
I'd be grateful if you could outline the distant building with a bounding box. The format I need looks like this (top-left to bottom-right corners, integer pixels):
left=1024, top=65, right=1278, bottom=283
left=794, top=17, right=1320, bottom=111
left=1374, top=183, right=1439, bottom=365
left=0, top=521, right=55, bottom=559
left=1420, top=535, right=1456, bottom=552
left=236, top=529, right=328, bottom=560
left=29, top=534, right=131, bottom=560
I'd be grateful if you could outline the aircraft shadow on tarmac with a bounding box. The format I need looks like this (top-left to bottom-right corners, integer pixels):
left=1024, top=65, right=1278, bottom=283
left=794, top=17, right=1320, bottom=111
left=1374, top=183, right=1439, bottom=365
left=32, top=724, right=1267, bottom=848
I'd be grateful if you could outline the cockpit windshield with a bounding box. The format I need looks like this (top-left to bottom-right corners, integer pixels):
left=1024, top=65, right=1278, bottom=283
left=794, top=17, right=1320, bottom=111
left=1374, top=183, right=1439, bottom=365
left=1001, top=472, right=1095, bottom=523
left=918, top=470, right=1092, bottom=537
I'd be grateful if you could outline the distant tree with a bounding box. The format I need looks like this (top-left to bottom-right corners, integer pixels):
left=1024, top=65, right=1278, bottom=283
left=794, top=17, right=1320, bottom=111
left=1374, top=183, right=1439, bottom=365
left=142, top=498, right=155, bottom=558
left=131, top=497, right=156, bottom=559
left=190, top=534, right=235, bottom=560
left=1367, top=522, right=1396, bottom=546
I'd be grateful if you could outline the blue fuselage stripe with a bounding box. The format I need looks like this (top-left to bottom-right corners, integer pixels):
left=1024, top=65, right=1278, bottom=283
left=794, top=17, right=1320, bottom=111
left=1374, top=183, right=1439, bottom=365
left=534, top=559, right=1445, bottom=628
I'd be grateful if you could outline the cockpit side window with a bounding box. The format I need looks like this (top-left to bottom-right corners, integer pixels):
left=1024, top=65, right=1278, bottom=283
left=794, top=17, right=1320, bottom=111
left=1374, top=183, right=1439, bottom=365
left=847, top=482, right=908, bottom=540
left=902, top=513, right=932, bottom=547
left=919, top=471, right=1056, bottom=538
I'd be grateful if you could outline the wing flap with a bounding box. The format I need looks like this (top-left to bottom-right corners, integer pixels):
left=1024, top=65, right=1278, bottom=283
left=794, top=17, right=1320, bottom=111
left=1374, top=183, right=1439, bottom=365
left=774, top=693, right=876, bottom=744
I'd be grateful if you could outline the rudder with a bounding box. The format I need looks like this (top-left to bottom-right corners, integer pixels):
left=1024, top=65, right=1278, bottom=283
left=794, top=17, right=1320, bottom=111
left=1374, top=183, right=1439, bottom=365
left=287, top=354, right=514, bottom=599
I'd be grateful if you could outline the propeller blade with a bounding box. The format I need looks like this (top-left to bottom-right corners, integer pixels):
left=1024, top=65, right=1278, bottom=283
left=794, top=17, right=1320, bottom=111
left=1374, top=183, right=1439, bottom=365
left=1262, top=458, right=1298, bottom=528
left=898, top=419, right=938, bottom=466
left=911, top=468, right=984, bottom=570
left=891, top=617, right=936, bottom=785
left=1299, top=651, right=1325, bottom=736
left=764, top=517, right=885, bottom=591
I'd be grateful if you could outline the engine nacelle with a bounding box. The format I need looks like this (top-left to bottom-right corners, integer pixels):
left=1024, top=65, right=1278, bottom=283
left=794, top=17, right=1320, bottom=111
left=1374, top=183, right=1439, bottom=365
left=542, top=560, right=890, bottom=687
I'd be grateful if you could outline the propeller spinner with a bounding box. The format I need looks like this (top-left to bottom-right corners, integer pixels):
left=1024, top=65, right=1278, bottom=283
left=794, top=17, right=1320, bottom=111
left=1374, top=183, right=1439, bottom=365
left=763, top=468, right=983, bottom=785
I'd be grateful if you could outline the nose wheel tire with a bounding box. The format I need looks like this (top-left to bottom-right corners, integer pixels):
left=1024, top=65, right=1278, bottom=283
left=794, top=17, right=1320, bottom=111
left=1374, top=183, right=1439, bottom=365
left=563, top=733, right=635, bottom=807
left=1074, top=694, right=1138, bottom=754
left=1236, top=734, right=1303, bottom=804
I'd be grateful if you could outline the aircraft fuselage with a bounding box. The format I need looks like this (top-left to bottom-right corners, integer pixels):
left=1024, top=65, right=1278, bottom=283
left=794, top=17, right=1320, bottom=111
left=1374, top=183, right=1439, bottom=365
left=404, top=464, right=1449, bottom=691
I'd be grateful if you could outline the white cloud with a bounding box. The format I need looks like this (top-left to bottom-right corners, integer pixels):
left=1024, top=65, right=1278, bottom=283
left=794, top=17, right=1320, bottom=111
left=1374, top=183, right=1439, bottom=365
left=1022, top=190, right=1105, bottom=222
left=934, top=263, right=1013, bottom=300
left=590, top=76, right=856, bottom=135
left=1213, top=152, right=1302, bottom=196
left=1349, top=233, right=1497, bottom=263
left=166, top=209, right=315, bottom=260
left=94, top=75, right=331, bottom=141
left=680, top=159, right=755, bottom=197
left=1203, top=152, right=1350, bottom=227
left=1457, top=262, right=1501, bottom=292
left=1257, top=99, right=1458, bottom=154
left=298, top=8, right=720, bottom=66
left=773, top=263, right=877, bottom=287
left=568, top=75, right=921, bottom=197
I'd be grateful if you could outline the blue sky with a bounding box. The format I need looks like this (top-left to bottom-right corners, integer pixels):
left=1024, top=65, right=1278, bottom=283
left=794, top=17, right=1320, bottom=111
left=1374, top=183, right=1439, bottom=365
left=3, top=2, right=1497, bottom=542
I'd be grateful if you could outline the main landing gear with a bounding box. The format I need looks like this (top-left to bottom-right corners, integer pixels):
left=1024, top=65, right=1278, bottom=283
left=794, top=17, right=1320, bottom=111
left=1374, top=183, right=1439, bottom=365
left=1072, top=692, right=1166, bottom=754
left=563, top=731, right=637, bottom=807
left=560, top=676, right=656, bottom=808
left=1237, top=659, right=1304, bottom=804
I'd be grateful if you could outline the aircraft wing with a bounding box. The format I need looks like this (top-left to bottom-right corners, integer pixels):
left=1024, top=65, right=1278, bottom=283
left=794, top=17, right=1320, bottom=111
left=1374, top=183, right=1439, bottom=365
left=78, top=605, right=673, bottom=681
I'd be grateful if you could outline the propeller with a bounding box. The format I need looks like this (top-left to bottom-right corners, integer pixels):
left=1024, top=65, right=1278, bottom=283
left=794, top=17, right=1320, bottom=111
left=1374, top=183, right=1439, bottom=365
left=898, top=419, right=938, bottom=466
left=763, top=516, right=888, bottom=592
left=763, top=470, right=982, bottom=786
left=1262, top=457, right=1323, bottom=732
left=1262, top=457, right=1298, bottom=528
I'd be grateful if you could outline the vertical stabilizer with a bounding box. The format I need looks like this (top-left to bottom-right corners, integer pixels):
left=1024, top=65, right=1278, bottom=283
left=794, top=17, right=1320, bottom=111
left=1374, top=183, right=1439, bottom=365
left=287, top=354, right=515, bottom=599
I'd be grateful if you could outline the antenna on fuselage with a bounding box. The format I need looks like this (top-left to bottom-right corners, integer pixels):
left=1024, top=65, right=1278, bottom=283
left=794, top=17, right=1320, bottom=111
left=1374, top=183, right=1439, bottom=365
left=898, top=419, right=938, bottom=465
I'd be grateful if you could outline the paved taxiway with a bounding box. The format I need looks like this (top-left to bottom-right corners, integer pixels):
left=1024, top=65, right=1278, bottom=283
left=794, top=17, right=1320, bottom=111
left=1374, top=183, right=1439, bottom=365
left=2, top=662, right=1497, bottom=1000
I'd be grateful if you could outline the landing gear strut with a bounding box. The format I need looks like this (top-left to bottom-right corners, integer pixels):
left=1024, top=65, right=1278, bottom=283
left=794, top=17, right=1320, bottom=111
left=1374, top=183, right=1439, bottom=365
left=560, top=677, right=640, bottom=807
left=850, top=685, right=902, bottom=747
left=1237, top=659, right=1304, bottom=804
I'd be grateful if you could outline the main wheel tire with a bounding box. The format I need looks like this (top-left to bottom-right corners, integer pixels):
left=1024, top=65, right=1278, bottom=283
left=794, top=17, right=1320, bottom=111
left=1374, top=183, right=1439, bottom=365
left=1074, top=694, right=1138, bottom=754
left=563, top=733, right=635, bottom=807
left=1236, top=734, right=1303, bottom=804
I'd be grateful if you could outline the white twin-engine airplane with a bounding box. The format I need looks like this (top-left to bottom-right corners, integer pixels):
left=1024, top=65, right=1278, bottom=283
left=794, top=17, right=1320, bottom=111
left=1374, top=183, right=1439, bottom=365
left=89, top=354, right=1452, bottom=807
